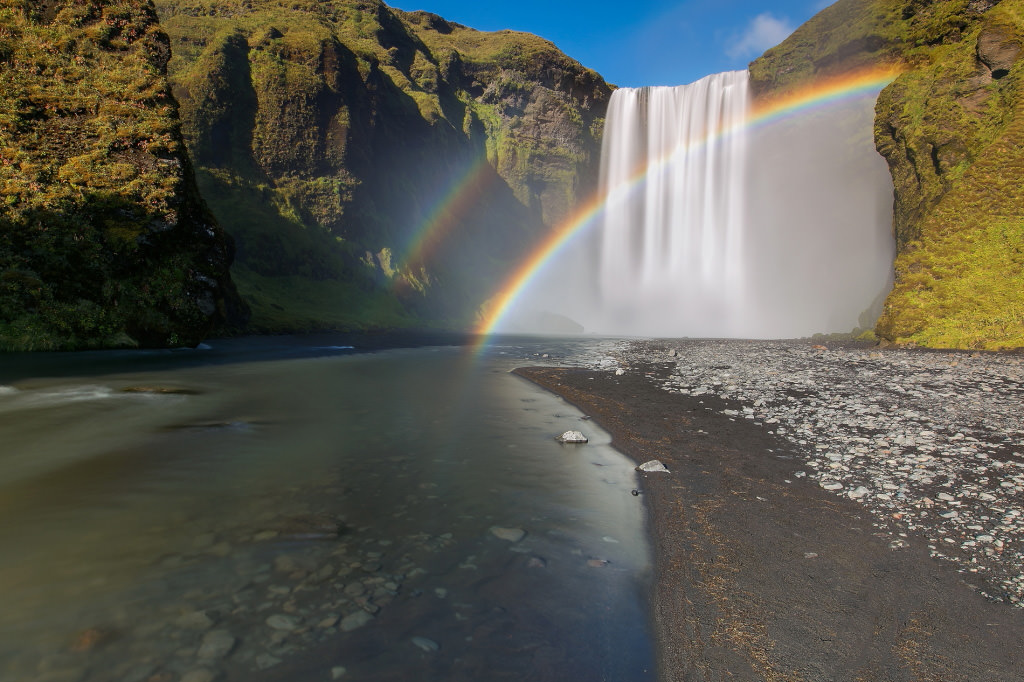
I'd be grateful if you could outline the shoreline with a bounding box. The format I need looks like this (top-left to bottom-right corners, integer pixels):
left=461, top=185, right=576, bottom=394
left=514, top=339, right=1024, bottom=680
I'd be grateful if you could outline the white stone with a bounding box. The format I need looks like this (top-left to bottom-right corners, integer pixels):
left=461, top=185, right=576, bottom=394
left=556, top=430, right=588, bottom=443
left=412, top=636, right=440, bottom=652
left=848, top=486, right=870, bottom=499
left=636, top=460, right=669, bottom=473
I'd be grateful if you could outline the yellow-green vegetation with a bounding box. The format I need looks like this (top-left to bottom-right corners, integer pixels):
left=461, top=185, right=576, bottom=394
left=0, top=0, right=240, bottom=350
left=153, top=0, right=610, bottom=333
left=751, top=0, right=1024, bottom=349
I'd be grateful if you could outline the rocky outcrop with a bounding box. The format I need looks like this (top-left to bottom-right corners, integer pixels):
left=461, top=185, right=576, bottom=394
left=751, top=0, right=1024, bottom=349
left=153, top=0, right=611, bottom=332
left=0, top=0, right=243, bottom=350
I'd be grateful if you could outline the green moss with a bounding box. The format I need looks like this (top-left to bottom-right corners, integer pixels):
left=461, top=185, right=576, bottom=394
left=0, top=0, right=239, bottom=350
left=154, top=0, right=609, bottom=334
left=753, top=0, right=1024, bottom=349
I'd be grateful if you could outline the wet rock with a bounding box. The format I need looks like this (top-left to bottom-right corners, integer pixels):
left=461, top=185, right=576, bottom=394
left=636, top=460, right=669, bottom=473
left=265, top=614, right=299, bottom=631
left=490, top=526, right=527, bottom=542
left=411, top=636, right=440, bottom=652
left=340, top=610, right=374, bottom=631
left=556, top=430, right=589, bottom=443
left=175, top=610, right=215, bottom=630
left=197, top=630, right=235, bottom=660
left=255, top=653, right=282, bottom=670
left=318, top=614, right=340, bottom=628
left=343, top=582, right=366, bottom=597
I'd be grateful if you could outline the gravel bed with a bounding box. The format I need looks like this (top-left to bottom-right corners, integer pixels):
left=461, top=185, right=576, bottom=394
left=594, top=338, right=1024, bottom=606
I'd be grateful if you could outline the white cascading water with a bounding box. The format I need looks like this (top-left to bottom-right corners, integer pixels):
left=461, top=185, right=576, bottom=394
left=499, top=69, right=895, bottom=338
left=599, top=72, right=750, bottom=335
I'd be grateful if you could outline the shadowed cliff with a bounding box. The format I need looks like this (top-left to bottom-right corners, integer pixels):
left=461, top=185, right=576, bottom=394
left=0, top=0, right=244, bottom=350
left=153, top=0, right=611, bottom=333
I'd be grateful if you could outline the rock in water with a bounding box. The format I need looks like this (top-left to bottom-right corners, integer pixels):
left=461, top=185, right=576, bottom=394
left=490, top=526, right=527, bottom=542
left=197, top=630, right=235, bottom=660
left=340, top=610, right=374, bottom=632
left=636, top=460, right=669, bottom=473
left=265, top=614, right=299, bottom=631
left=556, top=430, right=589, bottom=443
left=411, top=636, right=440, bottom=652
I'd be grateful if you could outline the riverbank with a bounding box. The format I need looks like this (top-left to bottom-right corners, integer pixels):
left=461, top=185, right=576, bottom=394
left=515, top=338, right=1024, bottom=681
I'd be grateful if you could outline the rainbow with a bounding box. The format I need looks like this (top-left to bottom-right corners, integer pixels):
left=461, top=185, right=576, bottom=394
left=394, top=155, right=493, bottom=280
left=473, top=64, right=904, bottom=340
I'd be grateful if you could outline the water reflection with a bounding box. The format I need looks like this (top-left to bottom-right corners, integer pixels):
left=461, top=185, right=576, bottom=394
left=0, top=337, right=653, bottom=681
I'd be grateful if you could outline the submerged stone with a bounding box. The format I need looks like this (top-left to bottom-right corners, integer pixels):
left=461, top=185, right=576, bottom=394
left=490, top=526, right=527, bottom=542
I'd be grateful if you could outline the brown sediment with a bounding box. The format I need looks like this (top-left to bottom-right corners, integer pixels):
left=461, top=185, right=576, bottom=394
left=513, top=364, right=1024, bottom=682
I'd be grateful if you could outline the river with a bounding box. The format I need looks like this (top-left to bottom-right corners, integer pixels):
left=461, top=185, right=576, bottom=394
left=0, top=335, right=653, bottom=682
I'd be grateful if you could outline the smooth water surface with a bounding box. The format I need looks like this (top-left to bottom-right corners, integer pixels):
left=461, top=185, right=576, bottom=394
left=0, top=337, right=653, bottom=681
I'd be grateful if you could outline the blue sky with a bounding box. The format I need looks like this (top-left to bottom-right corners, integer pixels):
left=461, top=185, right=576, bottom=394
left=390, top=0, right=832, bottom=87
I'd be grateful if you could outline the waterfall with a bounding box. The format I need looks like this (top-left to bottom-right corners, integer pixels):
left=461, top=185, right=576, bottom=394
left=499, top=70, right=895, bottom=339
left=599, top=72, right=750, bottom=334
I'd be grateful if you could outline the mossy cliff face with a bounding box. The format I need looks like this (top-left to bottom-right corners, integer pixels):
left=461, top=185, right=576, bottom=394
left=0, top=0, right=242, bottom=350
left=751, top=0, right=1024, bottom=349
left=153, top=0, right=610, bottom=332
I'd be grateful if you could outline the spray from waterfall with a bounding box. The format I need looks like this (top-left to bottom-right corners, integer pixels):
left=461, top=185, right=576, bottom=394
left=599, top=72, right=750, bottom=334
left=490, top=69, right=895, bottom=339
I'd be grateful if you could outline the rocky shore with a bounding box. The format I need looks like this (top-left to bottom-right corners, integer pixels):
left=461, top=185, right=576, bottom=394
left=517, top=337, right=1024, bottom=680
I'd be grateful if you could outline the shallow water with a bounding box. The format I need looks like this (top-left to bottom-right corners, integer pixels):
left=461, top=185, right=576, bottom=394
left=0, top=336, right=653, bottom=681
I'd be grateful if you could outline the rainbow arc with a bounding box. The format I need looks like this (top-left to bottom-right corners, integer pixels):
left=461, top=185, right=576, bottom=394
left=473, top=64, right=904, bottom=340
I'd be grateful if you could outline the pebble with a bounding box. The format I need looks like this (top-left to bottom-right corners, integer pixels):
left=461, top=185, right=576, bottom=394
left=636, top=460, right=669, bottom=473
left=175, top=611, right=214, bottom=630
left=265, top=614, right=299, bottom=631
left=196, top=630, right=235, bottom=660
left=489, top=526, right=527, bottom=542
left=608, top=338, right=1024, bottom=606
left=411, top=636, right=440, bottom=652
left=556, top=430, right=589, bottom=443
left=340, top=610, right=374, bottom=632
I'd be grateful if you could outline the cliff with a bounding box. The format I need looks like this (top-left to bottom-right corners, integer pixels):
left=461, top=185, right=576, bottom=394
left=0, top=0, right=242, bottom=350
left=751, top=0, right=1024, bottom=349
left=152, top=0, right=611, bottom=332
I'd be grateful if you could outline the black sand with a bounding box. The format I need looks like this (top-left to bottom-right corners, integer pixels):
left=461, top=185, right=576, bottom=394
left=514, top=362, right=1024, bottom=681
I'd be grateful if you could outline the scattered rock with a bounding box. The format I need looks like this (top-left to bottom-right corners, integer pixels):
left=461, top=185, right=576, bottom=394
left=340, top=610, right=374, bottom=632
left=411, top=636, right=440, bottom=652
left=555, top=430, right=589, bottom=443
left=318, top=614, right=340, bottom=628
left=255, top=653, right=282, bottom=670
left=636, top=460, right=669, bottom=473
left=197, top=630, right=235, bottom=660
left=175, top=611, right=215, bottom=630
left=265, top=614, right=299, bottom=631
left=490, top=526, right=527, bottom=542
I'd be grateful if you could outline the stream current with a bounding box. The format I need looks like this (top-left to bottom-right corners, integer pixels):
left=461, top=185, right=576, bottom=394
left=0, top=336, right=653, bottom=681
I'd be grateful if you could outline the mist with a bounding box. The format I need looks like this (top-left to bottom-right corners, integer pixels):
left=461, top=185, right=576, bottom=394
left=498, top=73, right=895, bottom=339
